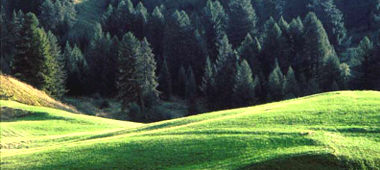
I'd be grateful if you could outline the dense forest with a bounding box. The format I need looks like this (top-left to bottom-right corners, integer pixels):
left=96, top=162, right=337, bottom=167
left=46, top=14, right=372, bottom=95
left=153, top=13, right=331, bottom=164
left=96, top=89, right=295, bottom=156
left=1, top=0, right=380, bottom=122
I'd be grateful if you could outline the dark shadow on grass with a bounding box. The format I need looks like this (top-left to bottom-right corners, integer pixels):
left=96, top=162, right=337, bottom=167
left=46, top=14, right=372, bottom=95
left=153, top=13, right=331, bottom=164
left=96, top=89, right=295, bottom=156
left=238, top=154, right=350, bottom=170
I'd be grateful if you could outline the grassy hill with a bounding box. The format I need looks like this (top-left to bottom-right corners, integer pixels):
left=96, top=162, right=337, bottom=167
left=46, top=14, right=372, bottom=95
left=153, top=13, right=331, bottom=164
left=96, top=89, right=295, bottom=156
left=0, top=74, right=77, bottom=113
left=1, top=91, right=380, bottom=169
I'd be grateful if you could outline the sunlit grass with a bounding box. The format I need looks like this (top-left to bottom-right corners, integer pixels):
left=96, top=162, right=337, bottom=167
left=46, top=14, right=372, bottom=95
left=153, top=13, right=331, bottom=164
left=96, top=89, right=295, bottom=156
left=1, top=91, right=380, bottom=169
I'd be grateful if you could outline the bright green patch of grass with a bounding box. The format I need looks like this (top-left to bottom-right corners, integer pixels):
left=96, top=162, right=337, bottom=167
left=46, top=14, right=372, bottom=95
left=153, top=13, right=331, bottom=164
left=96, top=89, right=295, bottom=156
left=1, top=91, right=380, bottom=169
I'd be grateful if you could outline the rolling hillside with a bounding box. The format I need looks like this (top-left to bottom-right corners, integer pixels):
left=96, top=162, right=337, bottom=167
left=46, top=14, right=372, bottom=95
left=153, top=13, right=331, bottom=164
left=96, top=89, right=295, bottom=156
left=0, top=74, right=77, bottom=113
left=1, top=91, right=380, bottom=169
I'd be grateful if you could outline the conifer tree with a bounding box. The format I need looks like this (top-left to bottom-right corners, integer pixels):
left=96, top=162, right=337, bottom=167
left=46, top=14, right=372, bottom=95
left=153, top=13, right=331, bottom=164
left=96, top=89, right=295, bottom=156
left=117, top=32, right=140, bottom=112
left=283, top=67, right=300, bottom=99
left=233, top=60, right=257, bottom=107
left=370, top=0, right=380, bottom=30
left=202, top=0, right=228, bottom=60
left=64, top=42, right=89, bottom=95
left=308, top=0, right=346, bottom=46
left=43, top=31, right=67, bottom=98
left=268, top=59, right=284, bottom=101
left=86, top=23, right=112, bottom=95
left=136, top=38, right=159, bottom=118
left=158, top=57, right=172, bottom=100
left=177, top=66, right=187, bottom=98
left=201, top=56, right=214, bottom=96
left=353, top=37, right=375, bottom=90
left=237, top=34, right=261, bottom=75
left=186, top=66, right=197, bottom=98
left=164, top=10, right=197, bottom=93
left=212, top=35, right=239, bottom=109
left=12, top=13, right=44, bottom=87
left=227, top=0, right=258, bottom=47
left=147, top=6, right=165, bottom=60
left=39, top=0, right=76, bottom=35
left=303, top=12, right=335, bottom=83
left=288, top=17, right=305, bottom=72
left=133, top=2, right=149, bottom=40
left=261, top=22, right=287, bottom=75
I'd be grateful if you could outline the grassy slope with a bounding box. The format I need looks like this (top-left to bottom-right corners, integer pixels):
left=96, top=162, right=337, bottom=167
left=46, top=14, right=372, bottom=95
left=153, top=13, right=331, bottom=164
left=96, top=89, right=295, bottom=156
left=1, top=91, right=380, bottom=169
left=0, top=75, right=77, bottom=112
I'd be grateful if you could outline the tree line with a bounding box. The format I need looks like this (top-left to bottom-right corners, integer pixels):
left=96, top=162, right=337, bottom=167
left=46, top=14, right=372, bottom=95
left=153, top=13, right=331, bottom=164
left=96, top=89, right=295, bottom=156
left=1, top=0, right=380, bottom=121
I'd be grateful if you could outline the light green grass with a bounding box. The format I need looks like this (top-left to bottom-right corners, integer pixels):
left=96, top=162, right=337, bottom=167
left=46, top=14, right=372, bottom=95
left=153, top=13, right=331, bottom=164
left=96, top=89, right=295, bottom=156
left=1, top=91, right=380, bottom=169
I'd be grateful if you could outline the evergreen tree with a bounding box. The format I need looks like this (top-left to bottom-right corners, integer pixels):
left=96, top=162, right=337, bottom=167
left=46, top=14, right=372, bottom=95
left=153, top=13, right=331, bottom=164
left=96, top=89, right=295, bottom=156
left=39, top=0, right=76, bottom=35
left=117, top=32, right=140, bottom=113
left=158, top=57, right=172, bottom=100
left=64, top=42, right=89, bottom=95
left=308, top=0, right=346, bottom=46
left=288, top=17, right=305, bottom=73
left=352, top=37, right=375, bottom=90
left=12, top=13, right=44, bottom=87
left=268, top=59, right=284, bottom=101
left=303, top=12, right=335, bottom=84
left=185, top=66, right=197, bottom=98
left=164, top=10, right=198, bottom=94
left=202, top=0, right=228, bottom=60
left=133, top=2, right=149, bottom=40
left=283, top=66, right=300, bottom=99
left=136, top=38, right=159, bottom=118
left=147, top=6, right=165, bottom=61
left=86, top=23, right=112, bottom=95
left=233, top=60, right=257, bottom=107
left=212, top=35, right=239, bottom=109
left=43, top=31, right=67, bottom=98
left=227, top=0, right=258, bottom=47
left=370, top=0, right=380, bottom=30
left=200, top=56, right=214, bottom=96
left=261, top=22, right=288, bottom=75
left=237, top=34, right=261, bottom=75
left=177, top=66, right=187, bottom=98
left=320, top=53, right=342, bottom=91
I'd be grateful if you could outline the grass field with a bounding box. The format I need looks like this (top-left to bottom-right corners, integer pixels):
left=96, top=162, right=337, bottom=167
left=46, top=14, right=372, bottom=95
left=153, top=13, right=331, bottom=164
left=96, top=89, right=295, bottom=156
left=1, top=91, right=380, bottom=169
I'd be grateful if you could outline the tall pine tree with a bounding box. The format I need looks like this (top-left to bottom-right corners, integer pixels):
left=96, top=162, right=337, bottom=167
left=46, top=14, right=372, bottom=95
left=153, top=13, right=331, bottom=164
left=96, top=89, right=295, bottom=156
left=227, top=0, right=258, bottom=47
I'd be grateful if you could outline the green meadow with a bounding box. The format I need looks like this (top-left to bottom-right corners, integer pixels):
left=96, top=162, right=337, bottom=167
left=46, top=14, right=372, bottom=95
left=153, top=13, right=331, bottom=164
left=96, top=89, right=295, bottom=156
left=1, top=91, right=380, bottom=169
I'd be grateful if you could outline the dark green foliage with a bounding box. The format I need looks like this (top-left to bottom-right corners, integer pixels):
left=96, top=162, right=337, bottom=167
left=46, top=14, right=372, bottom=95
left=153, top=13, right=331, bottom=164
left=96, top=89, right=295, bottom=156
left=158, top=58, right=172, bottom=100
left=352, top=37, right=377, bottom=90
left=283, top=67, right=300, bottom=99
left=227, top=0, right=258, bottom=47
left=12, top=13, right=44, bottom=87
left=86, top=23, right=114, bottom=96
left=370, top=0, right=380, bottom=30
left=212, top=35, right=239, bottom=109
left=233, top=60, right=257, bottom=107
left=320, top=54, right=342, bottom=91
left=202, top=0, right=228, bottom=60
left=147, top=6, right=165, bottom=60
left=133, top=2, right=149, bottom=40
left=237, top=34, right=261, bottom=75
left=41, top=31, right=67, bottom=98
left=39, top=0, right=76, bottom=36
left=117, top=32, right=140, bottom=112
left=63, top=42, right=89, bottom=95
left=185, top=66, right=197, bottom=98
left=136, top=38, right=159, bottom=118
left=177, top=66, right=187, bottom=98
left=164, top=10, right=202, bottom=95
left=200, top=57, right=214, bottom=97
left=260, top=19, right=291, bottom=76
left=117, top=33, right=159, bottom=119
left=308, top=0, right=346, bottom=46
left=268, top=59, right=284, bottom=101
left=303, top=12, right=334, bottom=81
